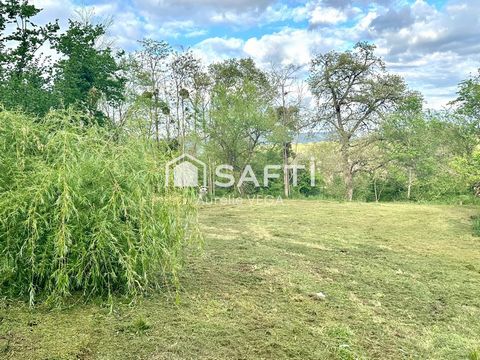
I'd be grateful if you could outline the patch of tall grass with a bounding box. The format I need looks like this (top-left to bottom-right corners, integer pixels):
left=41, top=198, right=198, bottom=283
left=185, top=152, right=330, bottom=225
left=473, top=216, right=480, bottom=237
left=0, top=109, right=198, bottom=305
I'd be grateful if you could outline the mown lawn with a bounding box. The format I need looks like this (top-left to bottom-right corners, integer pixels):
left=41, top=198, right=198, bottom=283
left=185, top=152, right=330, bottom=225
left=1, top=200, right=480, bottom=359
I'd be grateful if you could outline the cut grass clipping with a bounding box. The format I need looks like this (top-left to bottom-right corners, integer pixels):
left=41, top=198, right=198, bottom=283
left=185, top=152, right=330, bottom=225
left=0, top=109, right=198, bottom=305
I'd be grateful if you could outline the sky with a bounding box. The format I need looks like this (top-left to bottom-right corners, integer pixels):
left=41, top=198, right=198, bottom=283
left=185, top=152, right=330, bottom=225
left=31, top=0, right=480, bottom=109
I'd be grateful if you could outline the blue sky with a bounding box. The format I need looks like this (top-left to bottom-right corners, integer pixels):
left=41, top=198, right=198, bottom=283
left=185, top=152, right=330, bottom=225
left=33, top=0, right=480, bottom=108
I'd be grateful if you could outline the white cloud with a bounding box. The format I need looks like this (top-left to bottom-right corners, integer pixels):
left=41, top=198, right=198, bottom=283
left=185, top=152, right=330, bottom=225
left=193, top=27, right=347, bottom=68
left=363, top=0, right=480, bottom=108
left=145, top=20, right=207, bottom=40
left=310, top=6, right=348, bottom=25
left=244, top=28, right=345, bottom=66
left=133, top=0, right=276, bottom=27
left=386, top=51, right=479, bottom=108
left=31, top=0, right=75, bottom=28
left=25, top=0, right=480, bottom=109
left=108, top=11, right=145, bottom=50
left=193, top=37, right=246, bottom=64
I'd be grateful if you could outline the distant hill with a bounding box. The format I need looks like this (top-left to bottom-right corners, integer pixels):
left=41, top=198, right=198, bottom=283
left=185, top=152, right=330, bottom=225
left=294, top=131, right=330, bottom=143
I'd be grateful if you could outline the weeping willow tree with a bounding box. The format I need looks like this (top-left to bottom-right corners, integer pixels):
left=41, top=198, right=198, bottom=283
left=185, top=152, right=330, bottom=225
left=0, top=108, right=198, bottom=305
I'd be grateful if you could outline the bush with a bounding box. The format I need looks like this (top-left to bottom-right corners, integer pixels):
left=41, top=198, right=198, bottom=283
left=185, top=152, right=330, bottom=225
left=0, top=109, right=198, bottom=305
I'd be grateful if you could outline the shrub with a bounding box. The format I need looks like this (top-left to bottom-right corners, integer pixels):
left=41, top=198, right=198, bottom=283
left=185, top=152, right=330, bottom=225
left=0, top=109, right=198, bottom=305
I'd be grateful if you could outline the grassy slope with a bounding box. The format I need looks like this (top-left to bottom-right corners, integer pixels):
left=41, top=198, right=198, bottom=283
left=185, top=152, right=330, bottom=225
left=1, top=200, right=480, bottom=359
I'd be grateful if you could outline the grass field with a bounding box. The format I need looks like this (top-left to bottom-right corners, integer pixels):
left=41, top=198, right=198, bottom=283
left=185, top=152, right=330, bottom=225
left=1, top=200, right=480, bottom=359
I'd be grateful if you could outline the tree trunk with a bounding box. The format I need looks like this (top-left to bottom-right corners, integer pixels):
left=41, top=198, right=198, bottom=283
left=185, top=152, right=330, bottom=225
left=283, top=143, right=290, bottom=198
left=153, top=92, right=160, bottom=146
left=280, top=82, right=290, bottom=198
left=181, top=97, right=186, bottom=153
left=341, top=145, right=354, bottom=201
left=345, top=170, right=354, bottom=201
left=208, top=158, right=214, bottom=196
left=407, top=168, right=413, bottom=200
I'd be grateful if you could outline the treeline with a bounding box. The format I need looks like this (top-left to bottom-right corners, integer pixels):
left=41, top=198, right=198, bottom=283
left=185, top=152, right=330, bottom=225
left=1, top=1, right=479, bottom=203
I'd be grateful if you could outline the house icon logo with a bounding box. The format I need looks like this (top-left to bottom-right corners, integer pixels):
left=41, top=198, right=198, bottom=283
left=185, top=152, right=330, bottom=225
left=165, top=154, right=207, bottom=188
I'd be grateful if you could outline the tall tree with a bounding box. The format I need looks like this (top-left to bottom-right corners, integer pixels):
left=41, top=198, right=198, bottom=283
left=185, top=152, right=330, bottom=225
left=169, top=50, right=201, bottom=151
left=0, top=0, right=59, bottom=115
left=0, top=0, right=58, bottom=73
left=132, top=39, right=172, bottom=142
left=270, top=64, right=304, bottom=197
left=308, top=42, right=407, bottom=201
left=53, top=20, right=125, bottom=125
left=207, top=58, right=275, bottom=192
left=380, top=93, right=430, bottom=199
left=451, top=70, right=480, bottom=198
left=189, top=68, right=211, bottom=151
left=454, top=69, right=480, bottom=126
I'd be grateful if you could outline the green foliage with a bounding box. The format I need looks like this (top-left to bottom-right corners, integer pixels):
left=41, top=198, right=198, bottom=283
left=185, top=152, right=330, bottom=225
left=470, top=349, right=480, bottom=360
left=378, top=107, right=478, bottom=202
left=121, top=317, right=152, bottom=334
left=293, top=171, right=321, bottom=197
left=454, top=69, right=480, bottom=124
left=206, top=59, right=275, bottom=177
left=0, top=0, right=59, bottom=72
left=54, top=20, right=126, bottom=124
left=209, top=58, right=270, bottom=90
left=308, top=42, right=408, bottom=201
left=452, top=148, right=480, bottom=193
left=0, top=0, right=59, bottom=116
left=0, top=109, right=198, bottom=305
left=1, top=62, right=60, bottom=116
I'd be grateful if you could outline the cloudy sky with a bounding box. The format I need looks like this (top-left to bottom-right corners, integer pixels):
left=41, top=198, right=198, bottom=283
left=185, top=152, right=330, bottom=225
left=32, top=0, right=480, bottom=108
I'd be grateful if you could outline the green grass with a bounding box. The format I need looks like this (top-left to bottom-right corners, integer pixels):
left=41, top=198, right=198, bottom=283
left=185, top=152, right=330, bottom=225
left=1, top=200, right=480, bottom=359
left=473, top=215, right=480, bottom=237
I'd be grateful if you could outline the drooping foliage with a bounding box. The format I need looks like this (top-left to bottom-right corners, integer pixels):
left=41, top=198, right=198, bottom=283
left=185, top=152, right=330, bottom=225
left=0, top=109, right=198, bottom=305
